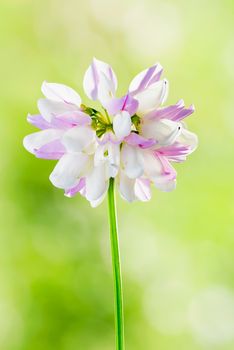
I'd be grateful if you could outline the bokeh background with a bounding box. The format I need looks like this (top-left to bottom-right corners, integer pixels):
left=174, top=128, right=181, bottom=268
left=0, top=0, right=234, bottom=349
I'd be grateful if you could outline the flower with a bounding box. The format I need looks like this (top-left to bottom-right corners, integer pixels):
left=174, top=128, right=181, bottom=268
left=23, top=58, right=197, bottom=206
left=115, top=63, right=198, bottom=201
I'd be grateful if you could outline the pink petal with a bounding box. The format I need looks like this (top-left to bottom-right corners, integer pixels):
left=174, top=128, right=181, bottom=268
left=35, top=139, right=66, bottom=159
left=27, top=114, right=52, bottom=130
left=27, top=111, right=91, bottom=131
left=144, top=151, right=177, bottom=192
left=106, top=94, right=139, bottom=116
left=23, top=129, right=64, bottom=154
left=129, top=63, right=163, bottom=95
left=144, top=100, right=185, bottom=120
left=155, top=154, right=177, bottom=181
left=54, top=111, right=91, bottom=127
left=121, top=94, right=139, bottom=115
left=156, top=142, right=192, bottom=162
left=125, top=133, right=157, bottom=149
left=64, top=178, right=86, bottom=197
left=170, top=104, right=195, bottom=121
left=145, top=100, right=195, bottom=122
left=96, top=132, right=121, bottom=145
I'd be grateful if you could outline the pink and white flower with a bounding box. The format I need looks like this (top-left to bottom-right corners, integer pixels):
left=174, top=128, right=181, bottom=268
left=23, top=59, right=197, bottom=206
left=114, top=63, right=198, bottom=202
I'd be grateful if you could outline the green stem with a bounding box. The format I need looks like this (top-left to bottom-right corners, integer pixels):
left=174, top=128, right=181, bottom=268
left=108, top=178, right=125, bottom=350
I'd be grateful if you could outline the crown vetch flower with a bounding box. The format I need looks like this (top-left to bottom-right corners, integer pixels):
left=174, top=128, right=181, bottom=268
left=23, top=58, right=198, bottom=206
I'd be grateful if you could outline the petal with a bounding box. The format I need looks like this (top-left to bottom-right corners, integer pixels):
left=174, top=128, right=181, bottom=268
left=121, top=94, right=139, bottom=115
left=94, top=143, right=120, bottom=177
left=106, top=94, right=139, bottom=116
left=104, top=96, right=122, bottom=115
left=105, top=96, right=125, bottom=115
left=118, top=171, right=136, bottom=202
left=23, top=129, right=64, bottom=154
left=49, top=153, right=89, bottom=189
left=27, top=112, right=91, bottom=131
left=85, top=163, right=109, bottom=201
left=134, top=79, right=168, bottom=115
left=143, top=152, right=177, bottom=192
left=141, top=119, right=181, bottom=146
left=129, top=63, right=163, bottom=95
left=96, top=131, right=121, bottom=146
left=83, top=57, right=117, bottom=102
left=134, top=178, right=151, bottom=201
left=107, top=143, right=120, bottom=177
left=35, top=139, right=66, bottom=159
left=62, top=126, right=95, bottom=152
left=113, top=111, right=132, bottom=140
left=38, top=98, right=77, bottom=122
left=97, top=72, right=117, bottom=107
left=144, top=99, right=185, bottom=121
left=94, top=144, right=106, bottom=166
left=27, top=114, right=52, bottom=130
left=54, top=111, right=91, bottom=128
left=41, top=81, right=81, bottom=106
left=125, top=132, right=156, bottom=149
left=170, top=104, right=195, bottom=122
left=64, top=178, right=86, bottom=197
left=156, top=143, right=193, bottom=162
left=145, top=100, right=195, bottom=122
left=121, top=144, right=144, bottom=179
left=176, top=127, right=198, bottom=152
left=90, top=188, right=108, bottom=207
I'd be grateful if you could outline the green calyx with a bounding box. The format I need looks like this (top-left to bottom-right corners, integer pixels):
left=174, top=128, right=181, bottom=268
left=131, top=114, right=141, bottom=129
left=81, top=104, right=113, bottom=138
left=81, top=104, right=141, bottom=138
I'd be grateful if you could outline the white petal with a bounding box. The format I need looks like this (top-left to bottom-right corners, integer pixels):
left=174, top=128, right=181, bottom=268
left=38, top=98, right=77, bottom=122
left=141, top=119, right=181, bottom=146
left=83, top=57, right=118, bottom=101
left=49, top=153, right=89, bottom=189
left=135, top=79, right=168, bottom=115
left=134, top=178, right=151, bottom=201
left=97, top=72, right=116, bottom=107
left=94, top=143, right=120, bottom=178
left=113, top=111, right=132, bottom=139
left=90, top=189, right=108, bottom=207
left=94, top=144, right=106, bottom=166
left=41, top=82, right=81, bottom=106
left=62, top=126, right=95, bottom=152
left=85, top=164, right=109, bottom=201
left=23, top=129, right=64, bottom=154
left=177, top=127, right=198, bottom=152
left=121, top=144, right=144, bottom=179
left=118, top=171, right=136, bottom=202
left=107, top=143, right=120, bottom=177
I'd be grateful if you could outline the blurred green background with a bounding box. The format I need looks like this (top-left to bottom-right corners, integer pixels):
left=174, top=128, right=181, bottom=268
left=0, top=0, right=234, bottom=349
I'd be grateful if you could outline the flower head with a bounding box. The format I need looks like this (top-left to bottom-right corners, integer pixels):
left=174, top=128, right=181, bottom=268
left=23, top=58, right=197, bottom=206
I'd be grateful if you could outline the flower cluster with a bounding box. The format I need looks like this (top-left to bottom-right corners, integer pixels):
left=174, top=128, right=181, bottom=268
left=23, top=58, right=197, bottom=207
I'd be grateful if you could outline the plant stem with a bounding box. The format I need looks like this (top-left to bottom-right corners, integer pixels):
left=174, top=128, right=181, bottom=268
left=108, top=178, right=125, bottom=350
